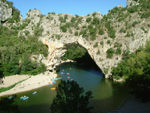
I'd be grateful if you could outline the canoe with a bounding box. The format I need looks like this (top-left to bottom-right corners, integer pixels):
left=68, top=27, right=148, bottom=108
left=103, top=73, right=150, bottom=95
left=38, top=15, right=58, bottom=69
left=23, top=96, right=29, bottom=100
left=8, top=95, right=16, bottom=99
left=53, top=78, right=62, bottom=81
left=20, top=96, right=29, bottom=100
left=20, top=96, right=26, bottom=99
left=33, top=91, right=37, bottom=95
left=67, top=73, right=70, bottom=75
left=51, top=88, right=57, bottom=90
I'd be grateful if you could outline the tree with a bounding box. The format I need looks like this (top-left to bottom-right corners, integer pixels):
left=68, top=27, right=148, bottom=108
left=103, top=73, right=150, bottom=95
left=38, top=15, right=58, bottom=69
left=50, top=80, right=93, bottom=113
left=106, top=48, right=115, bottom=58
left=0, top=96, right=20, bottom=113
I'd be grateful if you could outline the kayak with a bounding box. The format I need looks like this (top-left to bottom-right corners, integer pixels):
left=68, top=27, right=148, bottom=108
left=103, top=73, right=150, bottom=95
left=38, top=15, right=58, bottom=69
left=53, top=78, right=62, bottom=81
left=23, top=96, right=29, bottom=100
left=20, top=96, right=29, bottom=100
left=51, top=88, right=57, bottom=90
left=8, top=95, right=16, bottom=99
left=33, top=91, right=37, bottom=95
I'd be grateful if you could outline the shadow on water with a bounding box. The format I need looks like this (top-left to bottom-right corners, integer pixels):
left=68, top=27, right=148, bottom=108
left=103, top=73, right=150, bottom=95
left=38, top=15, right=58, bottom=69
left=19, top=104, right=51, bottom=113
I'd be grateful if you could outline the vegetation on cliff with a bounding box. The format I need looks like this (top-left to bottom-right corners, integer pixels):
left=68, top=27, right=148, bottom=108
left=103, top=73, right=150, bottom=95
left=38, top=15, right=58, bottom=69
left=112, top=41, right=150, bottom=101
left=0, top=26, right=48, bottom=78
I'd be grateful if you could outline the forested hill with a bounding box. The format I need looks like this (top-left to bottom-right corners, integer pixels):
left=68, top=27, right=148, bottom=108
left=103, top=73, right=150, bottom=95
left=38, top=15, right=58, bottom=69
left=0, top=0, right=48, bottom=78
left=0, top=0, right=150, bottom=79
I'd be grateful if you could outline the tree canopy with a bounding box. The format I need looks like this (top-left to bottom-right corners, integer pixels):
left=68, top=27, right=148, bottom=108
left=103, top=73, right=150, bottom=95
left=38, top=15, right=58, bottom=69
left=50, top=80, right=93, bottom=113
left=112, top=41, right=150, bottom=101
left=0, top=96, right=20, bottom=113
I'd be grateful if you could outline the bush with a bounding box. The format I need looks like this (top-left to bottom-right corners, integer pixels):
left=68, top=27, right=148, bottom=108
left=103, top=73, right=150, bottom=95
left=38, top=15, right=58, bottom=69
left=97, top=50, right=100, bottom=55
left=99, top=28, right=104, bottom=35
left=116, top=48, right=122, bottom=55
left=86, top=17, right=92, bottom=23
left=75, top=31, right=78, bottom=36
left=34, top=26, right=44, bottom=36
left=60, top=25, right=67, bottom=32
left=93, top=42, right=98, bottom=48
left=106, top=48, right=115, bottom=58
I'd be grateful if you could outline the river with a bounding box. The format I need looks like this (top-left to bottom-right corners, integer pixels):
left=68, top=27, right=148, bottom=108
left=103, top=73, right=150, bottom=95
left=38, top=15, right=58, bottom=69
left=14, top=63, right=129, bottom=113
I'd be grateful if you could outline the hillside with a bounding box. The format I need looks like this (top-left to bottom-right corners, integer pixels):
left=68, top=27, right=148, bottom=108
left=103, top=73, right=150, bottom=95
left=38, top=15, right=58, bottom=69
left=0, top=0, right=150, bottom=78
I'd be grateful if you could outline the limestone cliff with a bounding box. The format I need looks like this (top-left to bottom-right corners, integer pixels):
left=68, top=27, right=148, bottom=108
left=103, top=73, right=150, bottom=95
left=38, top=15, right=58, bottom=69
left=126, top=0, right=139, bottom=7
left=0, top=0, right=12, bottom=24
left=1, top=0, right=150, bottom=78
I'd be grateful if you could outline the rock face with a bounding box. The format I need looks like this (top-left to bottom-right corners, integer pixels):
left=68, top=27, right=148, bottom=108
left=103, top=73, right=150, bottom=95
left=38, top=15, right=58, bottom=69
left=1, top=0, right=150, bottom=78
left=0, top=1, right=12, bottom=24
left=126, top=0, right=139, bottom=7
left=18, top=7, right=150, bottom=78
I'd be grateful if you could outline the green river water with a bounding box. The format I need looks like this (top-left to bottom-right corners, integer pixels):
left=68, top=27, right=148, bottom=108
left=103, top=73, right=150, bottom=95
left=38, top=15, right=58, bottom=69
left=14, top=63, right=129, bottom=113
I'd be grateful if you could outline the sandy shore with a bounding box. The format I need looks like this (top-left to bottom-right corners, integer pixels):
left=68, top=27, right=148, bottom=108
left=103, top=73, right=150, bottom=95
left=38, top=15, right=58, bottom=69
left=0, top=71, right=57, bottom=97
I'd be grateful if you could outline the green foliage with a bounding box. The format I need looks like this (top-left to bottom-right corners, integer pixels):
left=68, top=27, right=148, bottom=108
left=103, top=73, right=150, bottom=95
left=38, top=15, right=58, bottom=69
left=93, top=42, right=98, bottom=48
left=112, top=41, right=150, bottom=101
left=132, top=21, right=139, bottom=27
left=0, top=97, right=20, bottom=113
left=105, top=21, right=111, bottom=29
left=86, top=17, right=92, bottom=23
left=100, top=41, right=104, bottom=47
left=91, top=17, right=100, bottom=25
left=97, top=50, right=100, bottom=55
left=62, top=45, right=87, bottom=61
left=115, top=48, right=122, bottom=55
left=7, top=6, right=21, bottom=23
left=127, top=5, right=138, bottom=13
left=33, top=23, right=44, bottom=36
left=0, top=26, right=47, bottom=77
left=75, top=31, right=78, bottom=36
left=60, top=25, right=67, bottom=32
left=114, top=42, right=122, bottom=48
left=92, top=12, right=97, bottom=16
left=138, top=0, right=150, bottom=18
left=119, top=28, right=126, bottom=33
left=104, top=68, right=109, bottom=74
left=80, top=29, right=88, bottom=38
left=50, top=80, right=93, bottom=113
left=107, top=40, right=111, bottom=44
left=141, top=27, right=147, bottom=33
left=71, top=17, right=76, bottom=23
left=59, top=16, right=67, bottom=23
left=106, top=48, right=115, bottom=58
left=99, top=28, right=104, bottom=35
left=108, top=27, right=116, bottom=39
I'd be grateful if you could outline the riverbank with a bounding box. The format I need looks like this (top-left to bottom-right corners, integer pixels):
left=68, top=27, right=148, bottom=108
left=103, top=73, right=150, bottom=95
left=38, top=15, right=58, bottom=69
left=0, top=71, right=57, bottom=97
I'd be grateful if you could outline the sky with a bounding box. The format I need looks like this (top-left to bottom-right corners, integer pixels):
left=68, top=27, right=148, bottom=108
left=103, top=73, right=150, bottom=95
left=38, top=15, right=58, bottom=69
left=7, top=0, right=126, bottom=19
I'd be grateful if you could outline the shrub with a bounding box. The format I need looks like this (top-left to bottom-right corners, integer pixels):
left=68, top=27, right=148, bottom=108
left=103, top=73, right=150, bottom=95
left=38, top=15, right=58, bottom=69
left=99, top=28, right=104, bottom=35
left=97, top=50, right=100, bottom=55
left=71, top=17, right=76, bottom=23
left=60, top=25, right=67, bottom=32
left=75, top=31, right=78, bottom=36
left=34, top=26, right=44, bottom=36
left=116, top=48, right=122, bottom=55
left=86, top=17, right=92, bottom=23
left=93, top=42, right=98, bottom=48
left=106, top=48, right=115, bottom=58
left=107, top=40, right=111, bottom=44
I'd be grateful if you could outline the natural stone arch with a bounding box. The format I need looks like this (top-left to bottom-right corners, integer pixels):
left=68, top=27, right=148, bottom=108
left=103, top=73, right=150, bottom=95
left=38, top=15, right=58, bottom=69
left=40, top=36, right=104, bottom=75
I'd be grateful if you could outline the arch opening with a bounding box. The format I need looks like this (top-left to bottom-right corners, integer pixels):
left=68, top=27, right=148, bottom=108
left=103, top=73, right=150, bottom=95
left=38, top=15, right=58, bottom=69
left=61, top=43, right=104, bottom=75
